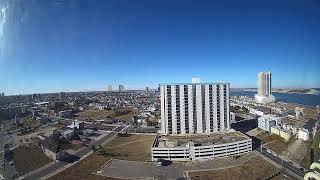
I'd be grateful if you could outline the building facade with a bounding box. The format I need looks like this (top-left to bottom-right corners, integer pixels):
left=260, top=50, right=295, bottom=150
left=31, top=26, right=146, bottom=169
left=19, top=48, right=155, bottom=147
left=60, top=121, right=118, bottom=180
left=258, top=72, right=272, bottom=96
left=159, top=79, right=230, bottom=134
left=270, top=126, right=291, bottom=142
left=151, top=132, right=252, bottom=161
left=255, top=72, right=275, bottom=104
left=258, top=114, right=282, bottom=132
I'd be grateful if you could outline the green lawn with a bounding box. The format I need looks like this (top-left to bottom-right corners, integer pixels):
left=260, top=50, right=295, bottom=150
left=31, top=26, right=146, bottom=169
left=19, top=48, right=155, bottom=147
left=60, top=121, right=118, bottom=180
left=13, top=146, right=52, bottom=175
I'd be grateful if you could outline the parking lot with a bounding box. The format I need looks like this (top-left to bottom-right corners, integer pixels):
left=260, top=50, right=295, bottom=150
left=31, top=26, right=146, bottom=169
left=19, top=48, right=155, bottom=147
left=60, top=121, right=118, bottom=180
left=98, top=152, right=257, bottom=179
left=98, top=159, right=185, bottom=179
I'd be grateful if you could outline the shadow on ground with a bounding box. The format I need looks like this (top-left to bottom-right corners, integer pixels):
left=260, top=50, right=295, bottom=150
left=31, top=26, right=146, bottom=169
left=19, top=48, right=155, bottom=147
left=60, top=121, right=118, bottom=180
left=162, top=160, right=172, bottom=166
left=231, top=119, right=257, bottom=133
left=61, top=154, right=80, bottom=163
left=231, top=118, right=263, bottom=150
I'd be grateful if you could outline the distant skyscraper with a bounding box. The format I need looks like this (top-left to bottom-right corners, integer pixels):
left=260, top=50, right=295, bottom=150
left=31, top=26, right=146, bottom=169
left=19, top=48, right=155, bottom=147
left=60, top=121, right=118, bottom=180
left=107, top=85, right=112, bottom=92
left=59, top=92, right=66, bottom=100
left=255, top=72, right=275, bottom=104
left=160, top=78, right=230, bottom=134
left=1, top=92, right=4, bottom=96
left=32, top=94, right=37, bottom=100
left=146, top=87, right=149, bottom=91
left=119, top=85, right=124, bottom=92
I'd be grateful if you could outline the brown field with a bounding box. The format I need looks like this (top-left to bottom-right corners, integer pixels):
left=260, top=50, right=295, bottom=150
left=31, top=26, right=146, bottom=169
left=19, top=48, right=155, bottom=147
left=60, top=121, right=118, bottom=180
left=189, top=157, right=280, bottom=180
left=75, top=107, right=138, bottom=121
left=102, top=134, right=155, bottom=161
left=49, top=154, right=119, bottom=180
left=75, top=109, right=116, bottom=120
left=256, top=131, right=290, bottom=155
left=13, top=146, right=52, bottom=175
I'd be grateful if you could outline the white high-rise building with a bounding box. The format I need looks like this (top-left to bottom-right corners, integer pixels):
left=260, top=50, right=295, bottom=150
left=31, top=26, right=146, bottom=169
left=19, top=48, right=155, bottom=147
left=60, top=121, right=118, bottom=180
left=159, top=78, right=230, bottom=134
left=255, top=72, right=275, bottom=104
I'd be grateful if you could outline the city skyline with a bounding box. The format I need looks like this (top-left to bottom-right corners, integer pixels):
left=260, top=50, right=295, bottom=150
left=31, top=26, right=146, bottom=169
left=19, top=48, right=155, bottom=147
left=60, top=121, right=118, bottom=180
left=1, top=0, right=320, bottom=95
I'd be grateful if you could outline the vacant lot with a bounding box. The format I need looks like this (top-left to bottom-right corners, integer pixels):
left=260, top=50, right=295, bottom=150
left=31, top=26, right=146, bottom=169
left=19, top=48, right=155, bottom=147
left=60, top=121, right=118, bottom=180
left=256, top=131, right=290, bottom=155
left=256, top=130, right=310, bottom=164
left=76, top=107, right=138, bottom=121
left=49, top=154, right=119, bottom=180
left=189, top=156, right=280, bottom=180
left=13, top=146, right=52, bottom=175
left=102, top=134, right=155, bottom=161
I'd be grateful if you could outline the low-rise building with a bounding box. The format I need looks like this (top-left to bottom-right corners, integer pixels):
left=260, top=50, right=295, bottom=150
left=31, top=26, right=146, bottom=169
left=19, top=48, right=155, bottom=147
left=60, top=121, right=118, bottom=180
left=58, top=110, right=73, bottom=118
left=298, top=128, right=309, bottom=141
left=54, top=128, right=74, bottom=140
left=295, top=107, right=304, bottom=119
left=249, top=106, right=271, bottom=116
left=282, top=123, right=299, bottom=135
left=83, top=129, right=94, bottom=136
left=40, top=136, right=66, bottom=160
left=61, top=129, right=74, bottom=139
left=258, top=114, right=282, bottom=132
left=270, top=126, right=292, bottom=142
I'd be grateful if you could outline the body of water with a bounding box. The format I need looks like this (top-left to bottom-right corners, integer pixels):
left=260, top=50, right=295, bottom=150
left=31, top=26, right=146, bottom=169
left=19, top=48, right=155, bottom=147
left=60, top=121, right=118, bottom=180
left=230, top=91, right=320, bottom=107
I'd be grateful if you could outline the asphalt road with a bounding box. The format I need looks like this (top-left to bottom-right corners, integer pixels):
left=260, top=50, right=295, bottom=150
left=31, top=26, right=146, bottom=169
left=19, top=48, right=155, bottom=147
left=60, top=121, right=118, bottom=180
left=4, top=156, right=17, bottom=179
left=23, top=125, right=125, bottom=180
left=232, top=118, right=307, bottom=179
left=257, top=147, right=306, bottom=179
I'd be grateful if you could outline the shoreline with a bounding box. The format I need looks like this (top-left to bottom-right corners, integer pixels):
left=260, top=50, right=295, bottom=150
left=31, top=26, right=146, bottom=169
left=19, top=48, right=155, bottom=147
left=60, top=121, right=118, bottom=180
left=231, top=90, right=320, bottom=96
left=276, top=101, right=317, bottom=109
left=230, top=91, right=320, bottom=107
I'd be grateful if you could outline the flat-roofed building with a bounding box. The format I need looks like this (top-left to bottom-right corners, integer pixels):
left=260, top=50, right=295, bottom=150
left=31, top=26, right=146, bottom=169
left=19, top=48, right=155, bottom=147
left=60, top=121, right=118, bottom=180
left=159, top=78, right=230, bottom=134
left=298, top=128, right=309, bottom=141
left=270, top=126, right=292, bottom=142
left=151, top=131, right=252, bottom=161
left=258, top=114, right=282, bottom=132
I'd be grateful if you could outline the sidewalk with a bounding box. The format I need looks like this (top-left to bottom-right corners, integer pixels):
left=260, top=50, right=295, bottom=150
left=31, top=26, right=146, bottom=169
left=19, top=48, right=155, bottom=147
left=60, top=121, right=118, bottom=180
left=19, top=161, right=57, bottom=179
left=39, top=151, right=93, bottom=180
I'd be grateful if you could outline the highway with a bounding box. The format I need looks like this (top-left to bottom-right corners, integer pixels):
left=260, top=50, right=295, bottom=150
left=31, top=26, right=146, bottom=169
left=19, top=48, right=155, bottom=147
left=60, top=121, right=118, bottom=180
left=22, top=125, right=125, bottom=180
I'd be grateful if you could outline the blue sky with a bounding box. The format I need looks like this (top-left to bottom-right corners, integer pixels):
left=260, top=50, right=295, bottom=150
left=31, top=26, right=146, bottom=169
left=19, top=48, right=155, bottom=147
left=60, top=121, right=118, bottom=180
left=0, top=0, right=320, bottom=95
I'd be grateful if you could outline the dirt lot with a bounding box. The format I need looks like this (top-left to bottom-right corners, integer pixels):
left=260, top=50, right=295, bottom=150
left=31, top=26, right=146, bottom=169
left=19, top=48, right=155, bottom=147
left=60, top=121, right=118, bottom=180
left=102, top=134, right=155, bottom=161
left=49, top=154, right=119, bottom=180
left=13, top=146, right=52, bottom=175
left=256, top=131, right=290, bottom=154
left=189, top=156, right=281, bottom=180
left=256, top=131, right=310, bottom=164
left=75, top=107, right=138, bottom=121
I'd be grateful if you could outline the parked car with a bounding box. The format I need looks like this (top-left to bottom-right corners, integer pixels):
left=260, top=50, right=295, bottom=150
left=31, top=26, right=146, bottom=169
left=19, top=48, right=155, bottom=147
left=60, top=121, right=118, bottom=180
left=157, top=159, right=163, bottom=167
